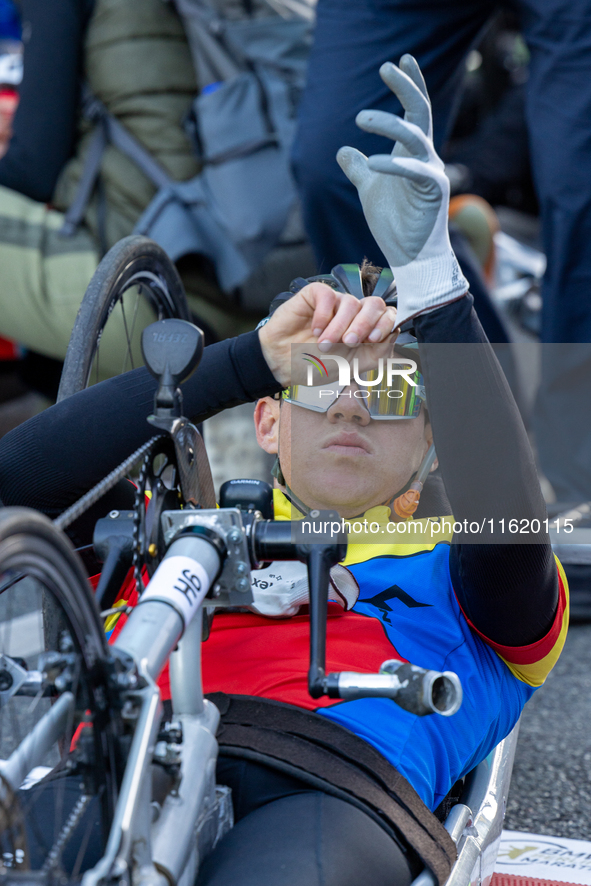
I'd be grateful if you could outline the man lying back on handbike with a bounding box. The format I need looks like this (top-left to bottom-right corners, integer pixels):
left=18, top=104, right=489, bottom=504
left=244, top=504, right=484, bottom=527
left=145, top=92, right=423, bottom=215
left=0, top=57, right=567, bottom=886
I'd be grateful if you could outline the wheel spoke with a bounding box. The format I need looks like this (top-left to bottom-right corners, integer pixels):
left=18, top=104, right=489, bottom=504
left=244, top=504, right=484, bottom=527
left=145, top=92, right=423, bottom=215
left=119, top=293, right=135, bottom=373
left=71, top=792, right=100, bottom=878
left=58, top=236, right=188, bottom=401
left=0, top=509, right=120, bottom=883
left=124, top=285, right=143, bottom=373
left=92, top=325, right=101, bottom=388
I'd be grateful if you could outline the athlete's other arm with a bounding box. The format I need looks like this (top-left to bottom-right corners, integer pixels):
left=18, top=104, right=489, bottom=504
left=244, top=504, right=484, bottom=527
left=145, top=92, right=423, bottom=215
left=416, top=299, right=559, bottom=647
left=338, top=56, right=559, bottom=648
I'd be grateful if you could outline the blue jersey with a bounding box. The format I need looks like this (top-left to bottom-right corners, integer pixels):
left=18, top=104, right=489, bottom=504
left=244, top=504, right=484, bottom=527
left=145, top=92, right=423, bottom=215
left=111, top=492, right=568, bottom=811
left=319, top=545, right=535, bottom=809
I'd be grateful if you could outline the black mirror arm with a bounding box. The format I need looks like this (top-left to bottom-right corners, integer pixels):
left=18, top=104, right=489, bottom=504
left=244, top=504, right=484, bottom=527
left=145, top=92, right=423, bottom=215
left=153, top=363, right=183, bottom=418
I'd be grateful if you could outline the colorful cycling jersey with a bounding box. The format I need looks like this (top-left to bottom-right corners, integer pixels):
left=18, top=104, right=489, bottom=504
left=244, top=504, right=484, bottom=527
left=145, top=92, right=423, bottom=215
left=198, top=491, right=569, bottom=811
left=107, top=489, right=568, bottom=811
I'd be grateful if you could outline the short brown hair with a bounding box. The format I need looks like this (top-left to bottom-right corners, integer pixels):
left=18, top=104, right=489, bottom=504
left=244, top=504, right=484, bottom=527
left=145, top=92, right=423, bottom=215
left=360, top=259, right=383, bottom=298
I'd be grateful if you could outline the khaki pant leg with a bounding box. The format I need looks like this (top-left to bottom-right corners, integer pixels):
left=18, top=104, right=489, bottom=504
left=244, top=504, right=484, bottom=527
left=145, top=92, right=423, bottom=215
left=0, top=185, right=100, bottom=360
left=0, top=186, right=160, bottom=383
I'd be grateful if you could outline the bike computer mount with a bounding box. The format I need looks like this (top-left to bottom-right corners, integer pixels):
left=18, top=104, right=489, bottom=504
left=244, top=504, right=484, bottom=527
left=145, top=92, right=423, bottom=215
left=141, top=318, right=203, bottom=419
left=140, top=319, right=215, bottom=510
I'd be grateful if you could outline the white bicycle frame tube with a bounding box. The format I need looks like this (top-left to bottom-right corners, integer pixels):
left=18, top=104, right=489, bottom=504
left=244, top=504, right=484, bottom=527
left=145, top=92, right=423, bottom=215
left=0, top=692, right=75, bottom=792
left=83, top=534, right=222, bottom=886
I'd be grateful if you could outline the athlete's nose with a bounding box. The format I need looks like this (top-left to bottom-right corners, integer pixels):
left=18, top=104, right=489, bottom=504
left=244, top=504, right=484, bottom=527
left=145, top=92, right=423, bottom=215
left=326, top=385, right=371, bottom=425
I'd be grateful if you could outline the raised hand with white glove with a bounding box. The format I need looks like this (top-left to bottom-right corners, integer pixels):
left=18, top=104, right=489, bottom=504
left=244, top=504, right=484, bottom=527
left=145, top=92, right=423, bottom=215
left=336, top=55, right=469, bottom=328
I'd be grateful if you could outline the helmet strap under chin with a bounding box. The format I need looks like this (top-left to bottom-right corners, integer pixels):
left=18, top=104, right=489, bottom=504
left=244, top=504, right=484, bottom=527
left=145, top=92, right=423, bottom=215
left=271, top=454, right=286, bottom=487
left=272, top=455, right=313, bottom=517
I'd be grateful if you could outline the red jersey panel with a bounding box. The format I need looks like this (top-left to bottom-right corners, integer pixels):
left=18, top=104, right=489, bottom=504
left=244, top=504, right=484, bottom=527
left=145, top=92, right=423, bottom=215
left=200, top=604, right=403, bottom=710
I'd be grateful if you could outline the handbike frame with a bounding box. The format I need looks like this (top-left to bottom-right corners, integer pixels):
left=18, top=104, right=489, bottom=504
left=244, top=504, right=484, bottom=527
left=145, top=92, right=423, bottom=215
left=81, top=507, right=517, bottom=886
left=1, top=313, right=522, bottom=886
left=85, top=312, right=519, bottom=886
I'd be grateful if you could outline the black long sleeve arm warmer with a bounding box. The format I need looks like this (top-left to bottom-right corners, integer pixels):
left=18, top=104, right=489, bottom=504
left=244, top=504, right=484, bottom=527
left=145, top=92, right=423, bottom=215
left=414, top=296, right=558, bottom=648
left=0, top=330, right=282, bottom=515
left=0, top=304, right=557, bottom=648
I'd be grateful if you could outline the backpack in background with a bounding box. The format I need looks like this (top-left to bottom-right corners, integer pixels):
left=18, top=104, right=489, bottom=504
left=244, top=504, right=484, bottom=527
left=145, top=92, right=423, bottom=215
left=134, top=0, right=317, bottom=311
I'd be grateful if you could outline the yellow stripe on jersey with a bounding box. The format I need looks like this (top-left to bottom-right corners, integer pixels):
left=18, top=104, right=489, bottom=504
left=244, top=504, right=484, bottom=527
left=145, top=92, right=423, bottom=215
left=496, top=557, right=569, bottom=688
left=272, top=489, right=453, bottom=563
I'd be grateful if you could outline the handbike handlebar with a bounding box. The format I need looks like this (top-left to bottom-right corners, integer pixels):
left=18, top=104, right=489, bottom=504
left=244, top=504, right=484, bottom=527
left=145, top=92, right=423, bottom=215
left=113, top=508, right=462, bottom=717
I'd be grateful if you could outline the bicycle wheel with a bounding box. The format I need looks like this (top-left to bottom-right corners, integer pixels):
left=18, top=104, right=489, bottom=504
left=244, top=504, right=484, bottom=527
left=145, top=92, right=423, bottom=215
left=57, top=235, right=190, bottom=402
left=0, top=508, right=121, bottom=883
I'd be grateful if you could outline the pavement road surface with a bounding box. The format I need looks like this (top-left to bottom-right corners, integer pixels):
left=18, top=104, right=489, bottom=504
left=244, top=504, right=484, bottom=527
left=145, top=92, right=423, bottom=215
left=505, top=623, right=591, bottom=838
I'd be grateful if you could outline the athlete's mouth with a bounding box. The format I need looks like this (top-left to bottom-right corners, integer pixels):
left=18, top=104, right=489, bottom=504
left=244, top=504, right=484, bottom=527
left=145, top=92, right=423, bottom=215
left=321, top=432, right=372, bottom=456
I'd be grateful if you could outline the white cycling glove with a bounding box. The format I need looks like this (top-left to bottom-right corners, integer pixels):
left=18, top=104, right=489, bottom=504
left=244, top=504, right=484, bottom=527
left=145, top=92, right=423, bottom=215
left=249, top=561, right=359, bottom=618
left=337, top=55, right=468, bottom=328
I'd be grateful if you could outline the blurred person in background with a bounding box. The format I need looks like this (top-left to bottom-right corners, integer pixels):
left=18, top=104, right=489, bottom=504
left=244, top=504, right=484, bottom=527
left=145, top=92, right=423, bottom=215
left=444, top=14, right=538, bottom=222
left=0, top=0, right=271, bottom=408
left=0, top=0, right=20, bottom=163
left=292, top=0, right=591, bottom=516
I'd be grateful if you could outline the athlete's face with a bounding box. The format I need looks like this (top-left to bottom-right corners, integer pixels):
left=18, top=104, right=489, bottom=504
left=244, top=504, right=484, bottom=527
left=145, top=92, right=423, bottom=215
left=254, top=388, right=433, bottom=518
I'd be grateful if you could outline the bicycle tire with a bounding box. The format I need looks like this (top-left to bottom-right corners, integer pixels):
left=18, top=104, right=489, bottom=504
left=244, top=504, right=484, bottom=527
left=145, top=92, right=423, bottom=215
left=0, top=508, right=121, bottom=883
left=57, top=235, right=190, bottom=402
